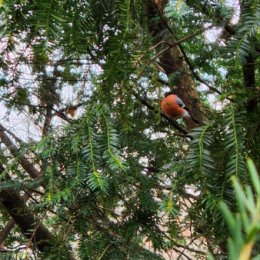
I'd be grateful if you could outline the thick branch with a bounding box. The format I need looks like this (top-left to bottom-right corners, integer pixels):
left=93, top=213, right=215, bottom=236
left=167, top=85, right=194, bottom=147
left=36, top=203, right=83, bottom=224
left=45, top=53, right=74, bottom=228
left=0, top=220, right=15, bottom=245
left=0, top=124, right=41, bottom=179
left=42, top=107, right=53, bottom=136
left=0, top=165, right=76, bottom=259
left=0, top=188, right=36, bottom=245
left=243, top=54, right=257, bottom=113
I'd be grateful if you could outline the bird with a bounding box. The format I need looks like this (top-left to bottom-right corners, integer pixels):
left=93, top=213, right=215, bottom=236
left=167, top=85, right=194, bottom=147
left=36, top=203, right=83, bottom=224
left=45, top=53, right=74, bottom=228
left=161, top=92, right=190, bottom=119
left=161, top=91, right=202, bottom=129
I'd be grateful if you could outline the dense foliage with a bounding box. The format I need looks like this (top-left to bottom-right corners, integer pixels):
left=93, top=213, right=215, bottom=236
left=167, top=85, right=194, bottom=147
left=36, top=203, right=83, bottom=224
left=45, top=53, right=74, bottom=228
left=0, top=0, right=259, bottom=259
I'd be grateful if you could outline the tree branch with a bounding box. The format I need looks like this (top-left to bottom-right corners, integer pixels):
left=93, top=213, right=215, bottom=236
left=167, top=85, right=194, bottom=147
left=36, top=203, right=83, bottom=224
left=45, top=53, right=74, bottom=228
left=0, top=124, right=41, bottom=179
left=0, top=165, right=76, bottom=260
left=132, top=90, right=190, bottom=136
left=243, top=54, right=257, bottom=113
left=0, top=220, right=15, bottom=245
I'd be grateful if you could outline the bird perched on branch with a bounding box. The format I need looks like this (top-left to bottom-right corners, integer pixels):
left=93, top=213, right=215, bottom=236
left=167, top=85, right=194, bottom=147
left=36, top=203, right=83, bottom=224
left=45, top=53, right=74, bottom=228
left=161, top=92, right=190, bottom=119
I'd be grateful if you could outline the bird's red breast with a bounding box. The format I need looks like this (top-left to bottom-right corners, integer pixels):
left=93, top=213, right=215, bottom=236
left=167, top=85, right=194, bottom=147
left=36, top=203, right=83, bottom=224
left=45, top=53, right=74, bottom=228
left=161, top=94, right=187, bottom=118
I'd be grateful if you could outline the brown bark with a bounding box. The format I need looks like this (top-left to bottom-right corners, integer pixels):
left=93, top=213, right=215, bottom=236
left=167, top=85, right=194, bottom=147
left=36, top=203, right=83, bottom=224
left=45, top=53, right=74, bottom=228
left=243, top=54, right=257, bottom=112
left=0, top=191, right=52, bottom=252
left=0, top=165, right=76, bottom=260
left=0, top=220, right=15, bottom=245
left=0, top=124, right=46, bottom=245
left=0, top=124, right=41, bottom=179
left=146, top=0, right=205, bottom=130
left=0, top=191, right=33, bottom=245
left=240, top=0, right=257, bottom=113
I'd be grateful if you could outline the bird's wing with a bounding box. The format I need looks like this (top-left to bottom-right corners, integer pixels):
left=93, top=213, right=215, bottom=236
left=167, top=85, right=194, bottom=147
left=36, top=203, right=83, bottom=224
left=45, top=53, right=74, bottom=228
left=176, top=96, right=185, bottom=107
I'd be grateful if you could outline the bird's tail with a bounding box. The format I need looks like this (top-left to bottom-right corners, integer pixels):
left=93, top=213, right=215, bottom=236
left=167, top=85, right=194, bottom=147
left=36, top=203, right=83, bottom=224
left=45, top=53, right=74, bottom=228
left=183, top=110, right=190, bottom=118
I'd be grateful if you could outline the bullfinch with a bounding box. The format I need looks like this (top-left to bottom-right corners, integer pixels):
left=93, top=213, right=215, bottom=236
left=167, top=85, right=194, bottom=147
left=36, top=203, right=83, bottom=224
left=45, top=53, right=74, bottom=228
left=161, top=92, right=190, bottom=119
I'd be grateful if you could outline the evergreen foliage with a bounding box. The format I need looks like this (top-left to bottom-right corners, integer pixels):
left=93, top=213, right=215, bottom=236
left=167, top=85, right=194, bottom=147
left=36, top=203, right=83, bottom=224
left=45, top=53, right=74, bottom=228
left=0, top=0, right=259, bottom=259
left=208, top=158, right=260, bottom=260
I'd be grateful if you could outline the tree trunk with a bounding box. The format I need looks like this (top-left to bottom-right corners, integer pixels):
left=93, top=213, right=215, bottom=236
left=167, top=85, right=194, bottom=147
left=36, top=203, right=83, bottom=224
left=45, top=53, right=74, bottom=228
left=146, top=0, right=205, bottom=129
